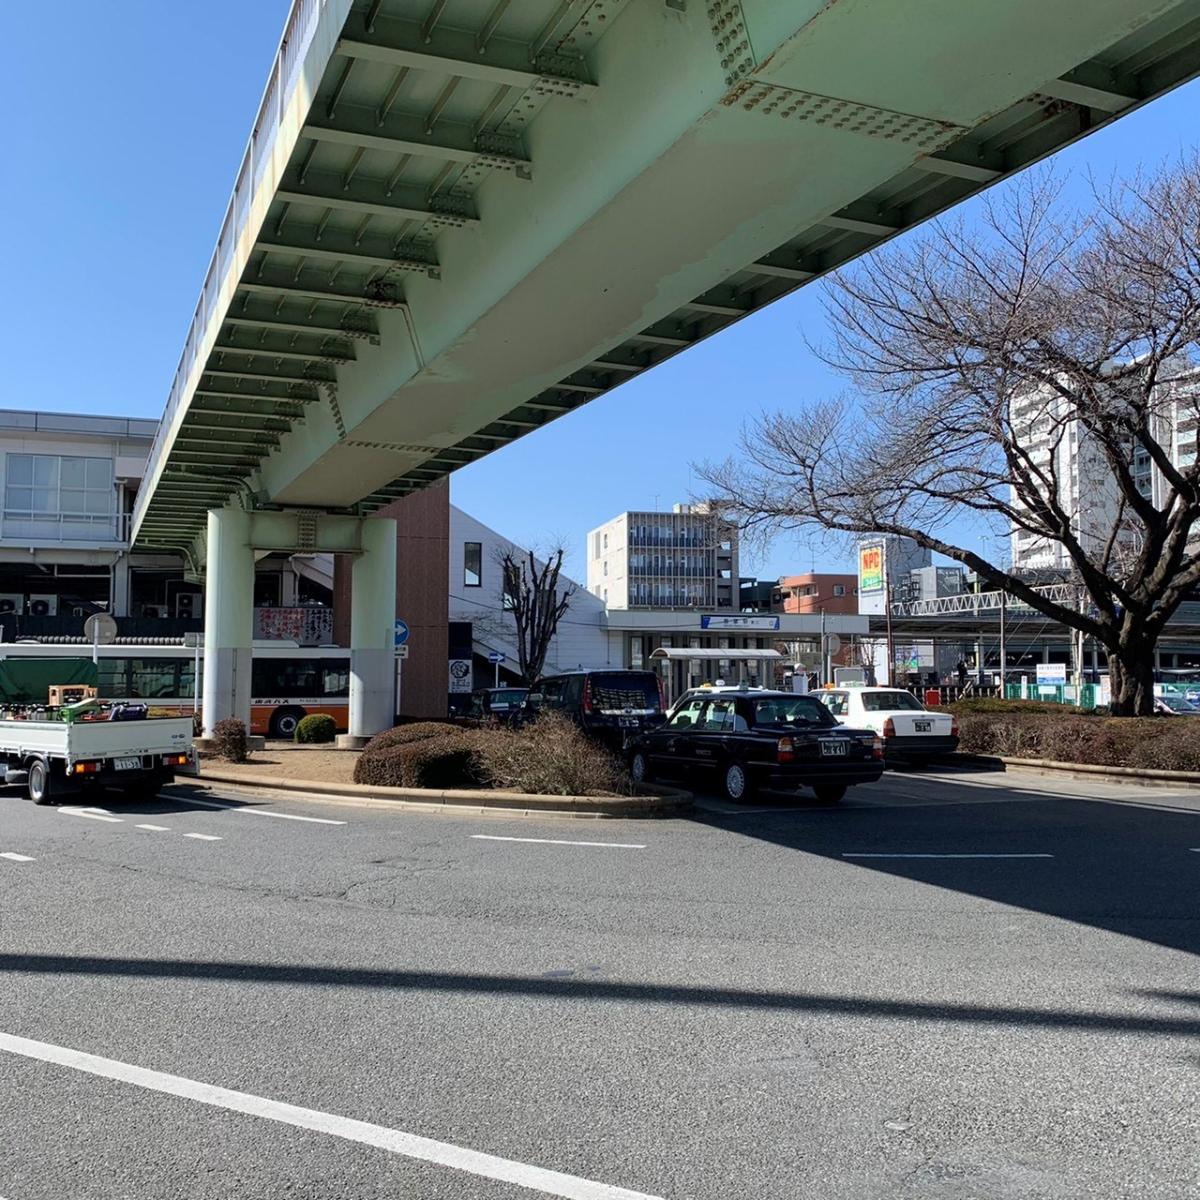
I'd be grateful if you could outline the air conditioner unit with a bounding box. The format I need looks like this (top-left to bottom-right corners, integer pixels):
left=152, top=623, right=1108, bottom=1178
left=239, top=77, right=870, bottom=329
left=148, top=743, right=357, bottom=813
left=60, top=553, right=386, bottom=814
left=141, top=605, right=163, bottom=619
left=0, top=593, right=24, bottom=614
left=175, top=592, right=197, bottom=619
left=27, top=594, right=59, bottom=617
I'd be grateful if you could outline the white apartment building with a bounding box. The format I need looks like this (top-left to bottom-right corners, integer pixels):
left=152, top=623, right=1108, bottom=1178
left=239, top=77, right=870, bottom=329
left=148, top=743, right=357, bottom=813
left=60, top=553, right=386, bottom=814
left=1008, top=371, right=1197, bottom=572
left=450, top=505, right=611, bottom=686
left=587, top=503, right=738, bottom=609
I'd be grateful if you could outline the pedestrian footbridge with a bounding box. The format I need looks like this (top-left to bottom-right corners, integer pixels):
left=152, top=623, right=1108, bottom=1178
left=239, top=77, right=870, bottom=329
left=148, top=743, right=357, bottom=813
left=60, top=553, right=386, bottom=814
left=129, top=0, right=1200, bottom=735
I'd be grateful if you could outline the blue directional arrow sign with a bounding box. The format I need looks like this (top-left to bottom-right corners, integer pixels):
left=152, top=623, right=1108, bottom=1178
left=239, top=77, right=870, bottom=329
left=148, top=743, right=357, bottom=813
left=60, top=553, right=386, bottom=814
left=394, top=619, right=410, bottom=648
left=487, top=651, right=505, bottom=664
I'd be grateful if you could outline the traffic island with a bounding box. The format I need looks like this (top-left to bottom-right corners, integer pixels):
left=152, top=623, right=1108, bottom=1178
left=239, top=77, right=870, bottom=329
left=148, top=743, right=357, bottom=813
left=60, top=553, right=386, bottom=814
left=195, top=742, right=691, bottom=818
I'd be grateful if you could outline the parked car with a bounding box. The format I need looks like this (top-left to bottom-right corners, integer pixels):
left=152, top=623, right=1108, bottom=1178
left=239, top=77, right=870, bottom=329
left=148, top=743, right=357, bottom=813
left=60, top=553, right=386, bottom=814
left=626, top=689, right=883, bottom=803
left=526, top=670, right=666, bottom=746
left=463, top=687, right=529, bottom=726
left=815, top=686, right=958, bottom=763
left=1154, top=693, right=1200, bottom=715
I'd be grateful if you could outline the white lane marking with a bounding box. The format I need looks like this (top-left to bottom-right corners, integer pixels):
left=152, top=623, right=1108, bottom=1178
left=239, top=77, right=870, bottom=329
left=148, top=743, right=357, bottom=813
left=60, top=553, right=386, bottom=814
left=183, top=833, right=222, bottom=842
left=0, top=1030, right=662, bottom=1200
left=135, top=824, right=171, bottom=832
left=842, top=852, right=1054, bottom=859
left=471, top=835, right=646, bottom=850
left=58, top=807, right=123, bottom=823
left=178, top=796, right=346, bottom=825
left=0, top=852, right=34, bottom=862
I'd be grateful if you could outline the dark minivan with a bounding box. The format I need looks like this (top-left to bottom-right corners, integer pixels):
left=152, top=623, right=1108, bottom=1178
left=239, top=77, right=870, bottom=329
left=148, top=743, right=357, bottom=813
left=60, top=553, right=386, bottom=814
left=527, top=670, right=666, bottom=746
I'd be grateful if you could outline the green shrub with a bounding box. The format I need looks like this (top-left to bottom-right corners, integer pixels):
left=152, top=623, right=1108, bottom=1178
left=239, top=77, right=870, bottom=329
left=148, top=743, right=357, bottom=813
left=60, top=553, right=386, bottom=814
left=353, top=733, right=490, bottom=789
left=212, top=717, right=249, bottom=763
left=295, top=713, right=337, bottom=744
left=956, top=711, right=1200, bottom=770
left=360, top=721, right=460, bottom=756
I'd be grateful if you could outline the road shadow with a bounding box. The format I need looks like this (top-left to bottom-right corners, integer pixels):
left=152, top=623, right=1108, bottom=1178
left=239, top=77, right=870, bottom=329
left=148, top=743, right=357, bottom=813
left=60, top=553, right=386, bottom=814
left=689, top=770, right=1200, bottom=957
left=0, top=953, right=1195, bottom=1039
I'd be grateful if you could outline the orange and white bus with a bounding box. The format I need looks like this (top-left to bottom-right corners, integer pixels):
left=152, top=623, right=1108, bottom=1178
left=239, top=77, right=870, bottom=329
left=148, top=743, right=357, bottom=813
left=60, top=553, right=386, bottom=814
left=0, top=642, right=351, bottom=738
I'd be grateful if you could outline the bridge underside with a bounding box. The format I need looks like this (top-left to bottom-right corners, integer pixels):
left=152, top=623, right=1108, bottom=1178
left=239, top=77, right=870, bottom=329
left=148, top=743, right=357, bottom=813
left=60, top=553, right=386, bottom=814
left=134, top=0, right=1200, bottom=555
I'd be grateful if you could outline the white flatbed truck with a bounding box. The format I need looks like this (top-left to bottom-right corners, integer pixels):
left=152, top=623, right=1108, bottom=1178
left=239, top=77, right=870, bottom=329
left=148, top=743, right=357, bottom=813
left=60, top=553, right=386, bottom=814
left=0, top=714, right=197, bottom=804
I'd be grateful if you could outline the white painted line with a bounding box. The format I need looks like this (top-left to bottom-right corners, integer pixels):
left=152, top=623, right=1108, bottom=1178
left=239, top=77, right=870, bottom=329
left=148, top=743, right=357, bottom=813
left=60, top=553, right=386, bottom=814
left=135, top=824, right=171, bottom=832
left=0, top=1030, right=662, bottom=1200
left=0, top=852, right=34, bottom=862
left=842, top=852, right=1054, bottom=859
left=178, top=796, right=346, bottom=825
left=183, top=833, right=222, bottom=842
left=471, top=835, right=646, bottom=849
left=58, top=807, right=123, bottom=823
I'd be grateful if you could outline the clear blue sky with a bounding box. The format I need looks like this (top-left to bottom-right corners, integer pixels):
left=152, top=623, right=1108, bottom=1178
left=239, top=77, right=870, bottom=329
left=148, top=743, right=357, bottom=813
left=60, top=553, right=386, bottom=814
left=3, top=4, right=1197, bottom=581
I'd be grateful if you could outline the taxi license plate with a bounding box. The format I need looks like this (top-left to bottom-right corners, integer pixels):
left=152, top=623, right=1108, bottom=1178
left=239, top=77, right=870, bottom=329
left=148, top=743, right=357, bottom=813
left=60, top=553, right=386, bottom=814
left=914, top=720, right=932, bottom=732
left=619, top=717, right=639, bottom=728
left=114, top=757, right=142, bottom=771
left=820, top=740, right=848, bottom=757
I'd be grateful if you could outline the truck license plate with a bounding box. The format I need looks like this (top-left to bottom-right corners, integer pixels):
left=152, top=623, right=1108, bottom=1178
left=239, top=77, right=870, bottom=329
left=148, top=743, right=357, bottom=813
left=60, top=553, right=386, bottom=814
left=619, top=717, right=639, bottom=728
left=914, top=720, right=931, bottom=732
left=820, top=740, right=849, bottom=757
left=115, top=757, right=142, bottom=771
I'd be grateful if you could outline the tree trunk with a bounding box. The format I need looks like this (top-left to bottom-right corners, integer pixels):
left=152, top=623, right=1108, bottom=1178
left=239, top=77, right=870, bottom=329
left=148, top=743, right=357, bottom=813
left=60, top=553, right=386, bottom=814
left=1106, top=633, right=1156, bottom=716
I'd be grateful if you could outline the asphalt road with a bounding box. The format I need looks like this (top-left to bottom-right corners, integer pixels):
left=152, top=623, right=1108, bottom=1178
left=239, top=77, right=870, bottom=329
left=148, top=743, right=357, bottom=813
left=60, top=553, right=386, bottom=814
left=0, top=766, right=1197, bottom=1200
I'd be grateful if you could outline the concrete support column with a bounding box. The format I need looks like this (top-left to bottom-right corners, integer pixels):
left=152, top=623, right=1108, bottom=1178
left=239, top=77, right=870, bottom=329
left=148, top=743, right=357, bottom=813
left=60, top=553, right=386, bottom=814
left=348, top=517, right=397, bottom=739
left=111, top=557, right=130, bottom=618
left=202, top=507, right=254, bottom=736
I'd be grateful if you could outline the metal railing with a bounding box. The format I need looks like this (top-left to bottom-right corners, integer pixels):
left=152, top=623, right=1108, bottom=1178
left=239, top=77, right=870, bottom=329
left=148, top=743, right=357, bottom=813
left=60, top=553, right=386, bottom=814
left=0, top=512, right=131, bottom=544
left=133, top=0, right=333, bottom=538
left=891, top=583, right=1078, bottom=617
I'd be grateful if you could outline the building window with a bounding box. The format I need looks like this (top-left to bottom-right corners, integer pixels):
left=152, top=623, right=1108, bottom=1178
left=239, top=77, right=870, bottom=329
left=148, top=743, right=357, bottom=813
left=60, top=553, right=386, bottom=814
left=463, top=542, right=482, bottom=587
left=5, top=451, right=113, bottom=523
left=603, top=533, right=608, bottom=550
left=833, top=584, right=845, bottom=596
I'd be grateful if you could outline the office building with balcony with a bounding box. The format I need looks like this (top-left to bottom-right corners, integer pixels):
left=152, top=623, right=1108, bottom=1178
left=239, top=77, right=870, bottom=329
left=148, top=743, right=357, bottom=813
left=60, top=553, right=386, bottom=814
left=587, top=503, right=738, bottom=610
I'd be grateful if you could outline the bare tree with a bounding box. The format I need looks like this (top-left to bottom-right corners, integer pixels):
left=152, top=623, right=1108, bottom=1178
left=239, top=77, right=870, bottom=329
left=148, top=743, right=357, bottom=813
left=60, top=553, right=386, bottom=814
left=499, top=547, right=575, bottom=685
left=700, top=162, right=1200, bottom=715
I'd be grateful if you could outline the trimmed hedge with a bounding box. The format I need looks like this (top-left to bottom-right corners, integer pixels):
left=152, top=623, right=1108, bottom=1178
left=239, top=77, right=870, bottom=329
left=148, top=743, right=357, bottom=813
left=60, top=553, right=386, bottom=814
left=359, top=721, right=460, bottom=756
left=212, top=718, right=249, bottom=763
left=353, top=732, right=489, bottom=789
left=295, top=713, right=337, bottom=744
left=957, top=711, right=1200, bottom=771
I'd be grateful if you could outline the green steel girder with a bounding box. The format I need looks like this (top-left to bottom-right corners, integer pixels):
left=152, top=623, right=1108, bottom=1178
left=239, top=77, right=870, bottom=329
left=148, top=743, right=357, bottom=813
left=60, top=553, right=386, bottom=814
left=238, top=274, right=406, bottom=308
left=212, top=337, right=355, bottom=365
left=276, top=171, right=480, bottom=229
left=193, top=388, right=318, bottom=406
left=255, top=226, right=438, bottom=273
left=203, top=365, right=334, bottom=386
left=333, top=20, right=594, bottom=95
left=302, top=107, right=527, bottom=172
left=183, top=414, right=292, bottom=434
left=176, top=430, right=280, bottom=449
left=224, top=312, right=378, bottom=341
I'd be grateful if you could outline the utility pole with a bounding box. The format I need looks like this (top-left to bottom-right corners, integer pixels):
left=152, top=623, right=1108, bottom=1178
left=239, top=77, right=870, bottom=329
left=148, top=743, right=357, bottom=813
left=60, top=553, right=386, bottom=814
left=884, top=561, right=896, bottom=687
left=999, top=589, right=1007, bottom=695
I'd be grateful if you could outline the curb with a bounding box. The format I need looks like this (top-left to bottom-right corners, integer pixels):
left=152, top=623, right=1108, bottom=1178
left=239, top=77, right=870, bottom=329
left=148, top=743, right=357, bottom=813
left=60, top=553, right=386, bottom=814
left=949, top=753, right=1200, bottom=788
left=194, top=767, right=693, bottom=818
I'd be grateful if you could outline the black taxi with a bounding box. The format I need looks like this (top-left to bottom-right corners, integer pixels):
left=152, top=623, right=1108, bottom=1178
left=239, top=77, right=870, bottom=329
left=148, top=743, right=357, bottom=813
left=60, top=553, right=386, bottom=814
left=626, top=689, right=883, bottom=803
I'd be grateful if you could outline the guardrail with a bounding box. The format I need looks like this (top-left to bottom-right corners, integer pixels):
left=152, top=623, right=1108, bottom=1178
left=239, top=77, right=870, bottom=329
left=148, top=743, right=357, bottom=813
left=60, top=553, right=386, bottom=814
left=132, top=0, right=331, bottom=538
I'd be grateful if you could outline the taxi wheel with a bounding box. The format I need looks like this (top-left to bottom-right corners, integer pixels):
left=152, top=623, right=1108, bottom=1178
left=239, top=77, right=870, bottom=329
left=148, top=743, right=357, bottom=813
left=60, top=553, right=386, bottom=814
left=629, top=751, right=654, bottom=785
left=722, top=760, right=755, bottom=804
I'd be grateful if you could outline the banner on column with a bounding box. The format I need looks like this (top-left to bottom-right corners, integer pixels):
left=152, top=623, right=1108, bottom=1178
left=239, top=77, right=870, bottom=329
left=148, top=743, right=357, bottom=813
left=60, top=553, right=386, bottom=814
left=449, top=659, right=472, bottom=693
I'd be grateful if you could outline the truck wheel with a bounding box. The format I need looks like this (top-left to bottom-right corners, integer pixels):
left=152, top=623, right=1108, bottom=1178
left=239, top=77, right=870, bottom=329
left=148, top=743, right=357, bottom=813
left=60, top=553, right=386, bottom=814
left=722, top=760, right=755, bottom=804
left=28, top=760, right=52, bottom=806
left=813, top=784, right=847, bottom=804
left=270, top=708, right=304, bottom=739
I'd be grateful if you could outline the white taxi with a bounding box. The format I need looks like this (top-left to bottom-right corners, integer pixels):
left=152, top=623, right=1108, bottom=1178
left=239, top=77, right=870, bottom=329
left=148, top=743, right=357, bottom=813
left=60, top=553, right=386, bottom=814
left=815, top=686, right=958, bottom=764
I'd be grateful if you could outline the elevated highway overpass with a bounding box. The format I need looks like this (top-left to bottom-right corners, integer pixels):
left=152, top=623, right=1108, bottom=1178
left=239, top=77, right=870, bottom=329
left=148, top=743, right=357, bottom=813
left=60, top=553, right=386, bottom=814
left=130, top=0, right=1200, bottom=735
